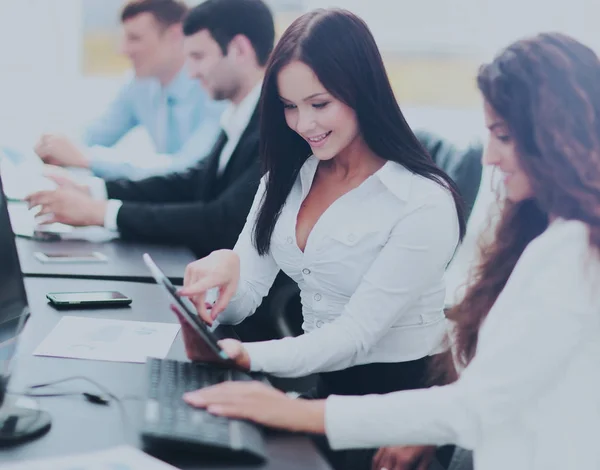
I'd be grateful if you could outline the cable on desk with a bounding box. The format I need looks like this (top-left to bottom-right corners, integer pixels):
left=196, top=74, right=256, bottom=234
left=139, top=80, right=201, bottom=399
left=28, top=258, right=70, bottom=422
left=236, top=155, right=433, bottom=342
left=9, top=375, right=139, bottom=435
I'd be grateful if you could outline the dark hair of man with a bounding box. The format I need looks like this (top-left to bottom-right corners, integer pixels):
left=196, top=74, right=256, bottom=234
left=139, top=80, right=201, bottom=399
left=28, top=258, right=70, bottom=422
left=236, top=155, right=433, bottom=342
left=182, top=0, right=275, bottom=66
left=121, top=0, right=188, bottom=28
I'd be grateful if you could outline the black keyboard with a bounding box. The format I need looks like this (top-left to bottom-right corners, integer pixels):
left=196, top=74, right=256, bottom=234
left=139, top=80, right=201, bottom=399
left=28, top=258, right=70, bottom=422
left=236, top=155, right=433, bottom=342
left=140, top=357, right=267, bottom=464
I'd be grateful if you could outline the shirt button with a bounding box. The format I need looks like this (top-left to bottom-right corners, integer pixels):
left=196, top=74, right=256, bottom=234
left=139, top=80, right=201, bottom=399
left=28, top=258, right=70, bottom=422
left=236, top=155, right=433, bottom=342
left=316, top=320, right=324, bottom=328
left=302, top=268, right=311, bottom=275
left=314, top=293, right=322, bottom=301
left=347, top=233, right=356, bottom=242
left=286, top=236, right=293, bottom=244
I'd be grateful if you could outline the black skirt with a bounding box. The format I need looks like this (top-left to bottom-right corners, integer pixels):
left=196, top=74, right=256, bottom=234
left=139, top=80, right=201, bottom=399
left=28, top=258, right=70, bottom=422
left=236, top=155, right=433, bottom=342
left=310, top=356, right=433, bottom=398
left=304, top=356, right=454, bottom=470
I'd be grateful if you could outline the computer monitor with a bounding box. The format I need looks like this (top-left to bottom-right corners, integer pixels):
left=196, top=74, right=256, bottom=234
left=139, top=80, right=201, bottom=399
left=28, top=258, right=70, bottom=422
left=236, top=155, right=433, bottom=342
left=0, top=171, right=51, bottom=444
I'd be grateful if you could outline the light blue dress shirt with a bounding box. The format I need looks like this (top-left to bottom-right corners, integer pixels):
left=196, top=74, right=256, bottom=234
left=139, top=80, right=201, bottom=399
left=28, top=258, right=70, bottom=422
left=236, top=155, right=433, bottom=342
left=83, top=67, right=224, bottom=180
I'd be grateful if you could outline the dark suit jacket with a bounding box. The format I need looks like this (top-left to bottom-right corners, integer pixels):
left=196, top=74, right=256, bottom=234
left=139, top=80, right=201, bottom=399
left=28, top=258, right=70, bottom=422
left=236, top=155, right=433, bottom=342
left=105, top=108, right=261, bottom=258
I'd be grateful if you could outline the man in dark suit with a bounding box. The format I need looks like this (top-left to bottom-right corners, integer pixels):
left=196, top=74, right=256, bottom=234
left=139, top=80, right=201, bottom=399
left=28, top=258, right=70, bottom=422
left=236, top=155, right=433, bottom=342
left=26, top=0, right=275, bottom=261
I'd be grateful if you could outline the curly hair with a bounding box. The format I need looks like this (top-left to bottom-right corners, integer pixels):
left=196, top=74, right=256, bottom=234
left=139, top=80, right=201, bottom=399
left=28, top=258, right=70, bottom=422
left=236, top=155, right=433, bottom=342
left=436, top=33, right=600, bottom=380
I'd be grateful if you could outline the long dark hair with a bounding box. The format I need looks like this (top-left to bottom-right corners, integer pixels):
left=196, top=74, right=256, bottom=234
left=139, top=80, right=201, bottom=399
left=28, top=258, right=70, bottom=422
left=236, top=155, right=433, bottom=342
left=440, top=33, right=600, bottom=381
left=253, top=8, right=466, bottom=254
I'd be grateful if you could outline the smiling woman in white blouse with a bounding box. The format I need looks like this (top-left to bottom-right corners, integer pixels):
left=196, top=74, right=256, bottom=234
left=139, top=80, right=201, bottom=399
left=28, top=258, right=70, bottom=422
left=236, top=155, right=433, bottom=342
left=176, top=7, right=464, bottom=470
left=182, top=32, right=600, bottom=470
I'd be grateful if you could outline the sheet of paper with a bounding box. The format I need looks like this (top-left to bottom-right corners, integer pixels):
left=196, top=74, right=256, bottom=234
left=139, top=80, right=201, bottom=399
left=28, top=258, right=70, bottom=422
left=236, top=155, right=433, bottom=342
left=8, top=202, right=117, bottom=242
left=0, top=156, right=55, bottom=201
left=1, top=145, right=44, bottom=167
left=33, top=317, right=180, bottom=363
left=0, top=445, right=180, bottom=470
left=8, top=202, right=73, bottom=238
left=58, top=226, right=119, bottom=243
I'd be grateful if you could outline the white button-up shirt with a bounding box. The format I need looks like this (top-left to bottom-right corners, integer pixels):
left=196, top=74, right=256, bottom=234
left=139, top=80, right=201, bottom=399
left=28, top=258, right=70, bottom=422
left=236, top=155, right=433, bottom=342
left=218, top=155, right=460, bottom=377
left=217, top=83, right=262, bottom=175
left=326, top=218, right=600, bottom=470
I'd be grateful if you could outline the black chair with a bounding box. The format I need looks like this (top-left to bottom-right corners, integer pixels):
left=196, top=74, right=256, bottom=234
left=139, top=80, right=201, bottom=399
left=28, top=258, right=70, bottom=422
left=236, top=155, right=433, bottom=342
left=414, top=129, right=483, bottom=222
left=269, top=277, right=304, bottom=338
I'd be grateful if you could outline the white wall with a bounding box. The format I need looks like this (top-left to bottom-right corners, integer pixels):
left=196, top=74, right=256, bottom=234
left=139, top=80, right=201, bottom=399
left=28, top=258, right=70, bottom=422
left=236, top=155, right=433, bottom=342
left=305, top=0, right=481, bottom=54
left=304, top=0, right=600, bottom=58
left=0, top=0, right=596, bottom=150
left=476, top=0, right=600, bottom=57
left=0, top=0, right=81, bottom=77
left=0, top=0, right=84, bottom=146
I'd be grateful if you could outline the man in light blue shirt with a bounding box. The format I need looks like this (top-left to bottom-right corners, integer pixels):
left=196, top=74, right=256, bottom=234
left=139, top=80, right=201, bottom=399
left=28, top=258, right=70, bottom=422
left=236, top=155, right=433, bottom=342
left=34, top=0, right=223, bottom=180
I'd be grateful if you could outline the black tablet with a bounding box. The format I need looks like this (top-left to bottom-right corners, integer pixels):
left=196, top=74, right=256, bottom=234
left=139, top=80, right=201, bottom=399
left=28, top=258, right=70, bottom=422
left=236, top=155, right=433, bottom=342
left=142, top=253, right=230, bottom=363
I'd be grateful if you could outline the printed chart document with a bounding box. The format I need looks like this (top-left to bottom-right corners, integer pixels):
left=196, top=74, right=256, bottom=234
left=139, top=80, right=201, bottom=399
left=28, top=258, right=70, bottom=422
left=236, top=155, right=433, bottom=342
left=33, top=317, right=180, bottom=363
left=0, top=445, right=180, bottom=469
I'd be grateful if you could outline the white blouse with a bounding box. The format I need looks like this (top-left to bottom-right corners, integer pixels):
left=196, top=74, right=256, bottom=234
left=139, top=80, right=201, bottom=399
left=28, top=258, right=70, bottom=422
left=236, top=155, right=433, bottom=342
left=217, top=155, right=460, bottom=377
left=326, top=219, right=600, bottom=470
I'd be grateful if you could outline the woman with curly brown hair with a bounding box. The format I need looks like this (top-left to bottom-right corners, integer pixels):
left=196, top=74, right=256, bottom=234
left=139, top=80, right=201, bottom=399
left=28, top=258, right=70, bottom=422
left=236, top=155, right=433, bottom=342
left=181, top=32, right=600, bottom=470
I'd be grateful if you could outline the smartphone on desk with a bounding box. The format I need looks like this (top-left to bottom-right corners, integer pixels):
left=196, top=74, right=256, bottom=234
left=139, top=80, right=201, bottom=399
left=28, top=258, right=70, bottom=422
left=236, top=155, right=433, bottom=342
left=32, top=231, right=63, bottom=242
left=46, top=291, right=132, bottom=309
left=34, top=251, right=108, bottom=264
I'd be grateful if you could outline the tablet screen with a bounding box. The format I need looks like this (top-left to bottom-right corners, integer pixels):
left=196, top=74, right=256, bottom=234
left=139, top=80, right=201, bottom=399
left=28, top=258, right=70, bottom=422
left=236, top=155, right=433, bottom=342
left=142, top=253, right=229, bottom=362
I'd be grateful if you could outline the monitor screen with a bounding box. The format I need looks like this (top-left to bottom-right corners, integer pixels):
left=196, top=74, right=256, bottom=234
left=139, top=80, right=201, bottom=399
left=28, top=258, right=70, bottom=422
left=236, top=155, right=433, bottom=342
left=0, top=171, right=30, bottom=404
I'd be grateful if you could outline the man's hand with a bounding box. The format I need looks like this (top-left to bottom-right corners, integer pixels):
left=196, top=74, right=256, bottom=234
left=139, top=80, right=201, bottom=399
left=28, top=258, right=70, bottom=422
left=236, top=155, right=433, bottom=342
left=372, top=446, right=437, bottom=470
left=43, top=165, right=91, bottom=195
left=35, top=134, right=90, bottom=168
left=25, top=189, right=106, bottom=227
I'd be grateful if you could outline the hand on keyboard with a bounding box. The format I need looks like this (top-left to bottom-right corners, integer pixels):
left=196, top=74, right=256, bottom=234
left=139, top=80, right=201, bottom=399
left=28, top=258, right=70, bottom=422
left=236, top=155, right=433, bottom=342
left=173, top=307, right=250, bottom=369
left=141, top=358, right=268, bottom=463
left=183, top=381, right=327, bottom=434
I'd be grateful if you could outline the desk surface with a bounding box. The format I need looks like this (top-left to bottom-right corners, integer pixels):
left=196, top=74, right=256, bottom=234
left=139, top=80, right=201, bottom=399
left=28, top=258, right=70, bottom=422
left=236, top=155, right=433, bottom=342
left=16, top=237, right=195, bottom=283
left=1, top=278, right=330, bottom=470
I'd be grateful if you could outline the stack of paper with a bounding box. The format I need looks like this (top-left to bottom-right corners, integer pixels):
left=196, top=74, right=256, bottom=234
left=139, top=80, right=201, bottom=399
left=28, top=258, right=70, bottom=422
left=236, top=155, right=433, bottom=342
left=0, top=445, right=180, bottom=469
left=8, top=202, right=118, bottom=242
left=8, top=202, right=72, bottom=238
left=0, top=155, right=54, bottom=201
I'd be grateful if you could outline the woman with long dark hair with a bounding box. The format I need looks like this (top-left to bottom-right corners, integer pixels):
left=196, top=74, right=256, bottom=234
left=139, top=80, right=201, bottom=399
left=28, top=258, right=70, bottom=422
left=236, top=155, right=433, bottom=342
left=183, top=32, right=600, bottom=470
left=177, top=7, right=463, bottom=467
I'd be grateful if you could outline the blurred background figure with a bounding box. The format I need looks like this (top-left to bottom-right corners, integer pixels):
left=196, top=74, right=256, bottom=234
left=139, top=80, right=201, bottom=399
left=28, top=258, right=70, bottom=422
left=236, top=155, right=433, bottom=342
left=33, top=0, right=224, bottom=180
